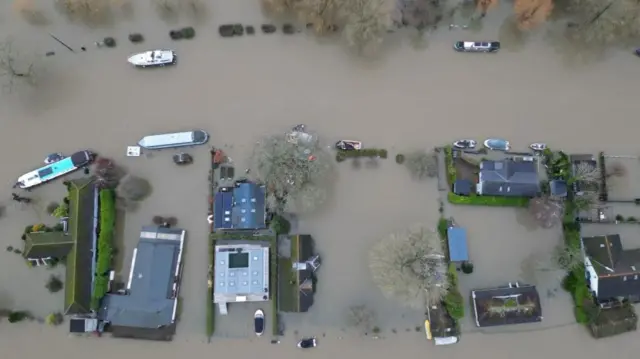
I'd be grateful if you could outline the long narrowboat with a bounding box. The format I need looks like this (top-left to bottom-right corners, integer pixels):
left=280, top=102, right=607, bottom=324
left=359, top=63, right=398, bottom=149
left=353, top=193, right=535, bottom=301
left=15, top=150, right=95, bottom=189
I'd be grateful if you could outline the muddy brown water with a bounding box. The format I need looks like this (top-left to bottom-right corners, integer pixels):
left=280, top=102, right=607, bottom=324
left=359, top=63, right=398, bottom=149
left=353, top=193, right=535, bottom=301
left=1, top=1, right=640, bottom=357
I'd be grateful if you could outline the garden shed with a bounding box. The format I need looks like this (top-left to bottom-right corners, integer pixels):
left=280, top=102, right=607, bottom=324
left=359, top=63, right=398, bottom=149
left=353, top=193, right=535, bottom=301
left=453, top=179, right=472, bottom=196
left=447, top=227, right=469, bottom=263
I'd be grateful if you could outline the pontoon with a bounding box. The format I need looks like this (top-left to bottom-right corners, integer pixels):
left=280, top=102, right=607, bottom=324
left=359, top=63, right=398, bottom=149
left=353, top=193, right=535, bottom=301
left=16, top=150, right=95, bottom=189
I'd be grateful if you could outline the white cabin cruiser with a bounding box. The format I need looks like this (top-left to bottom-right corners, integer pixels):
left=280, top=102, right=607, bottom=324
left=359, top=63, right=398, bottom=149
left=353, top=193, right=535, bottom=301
left=127, top=50, right=177, bottom=68
left=529, top=143, right=547, bottom=152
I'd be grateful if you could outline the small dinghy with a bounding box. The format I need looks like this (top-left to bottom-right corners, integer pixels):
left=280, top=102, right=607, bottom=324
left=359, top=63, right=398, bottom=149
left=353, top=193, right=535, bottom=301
left=453, top=139, right=476, bottom=149
left=335, top=140, right=362, bottom=151
left=127, top=50, right=176, bottom=68
left=44, top=153, right=65, bottom=164
left=254, top=309, right=264, bottom=337
left=529, top=143, right=547, bottom=152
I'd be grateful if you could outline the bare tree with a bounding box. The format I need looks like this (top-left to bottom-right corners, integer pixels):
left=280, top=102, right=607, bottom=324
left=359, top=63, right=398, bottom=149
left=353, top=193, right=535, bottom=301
left=573, top=191, right=599, bottom=211
left=296, top=0, right=341, bottom=34
left=0, top=40, right=41, bottom=93
left=369, top=225, right=449, bottom=308
left=92, top=157, right=122, bottom=189
left=404, top=150, right=437, bottom=180
left=346, top=304, right=376, bottom=333
left=55, top=0, right=121, bottom=25
left=14, top=0, right=50, bottom=26
left=116, top=174, right=151, bottom=202
left=261, top=0, right=298, bottom=14
left=340, top=0, right=395, bottom=54
left=153, top=0, right=180, bottom=21
left=607, top=162, right=627, bottom=178
left=573, top=162, right=600, bottom=183
left=250, top=129, right=334, bottom=214
left=529, top=196, right=564, bottom=228
left=399, top=0, right=445, bottom=30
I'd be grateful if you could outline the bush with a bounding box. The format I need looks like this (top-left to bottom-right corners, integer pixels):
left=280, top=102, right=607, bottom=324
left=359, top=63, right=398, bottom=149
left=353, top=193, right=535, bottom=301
left=128, top=33, right=144, bottom=43
left=46, top=312, right=64, bottom=326
left=336, top=152, right=345, bottom=162
left=628, top=216, right=637, bottom=222
left=395, top=154, right=405, bottom=164
left=8, top=311, right=29, bottom=323
left=181, top=26, right=196, bottom=39
left=615, top=214, right=624, bottom=221
left=170, top=30, right=183, bottom=40
left=52, top=203, right=68, bottom=218
left=270, top=215, right=291, bottom=235
left=46, top=202, right=59, bottom=215
left=444, top=146, right=456, bottom=185
left=337, top=149, right=388, bottom=159
left=103, top=37, right=116, bottom=48
left=461, top=261, right=474, bottom=274
left=444, top=289, right=464, bottom=320
left=91, top=189, right=116, bottom=310
left=448, top=192, right=529, bottom=207
left=437, top=218, right=448, bottom=240
left=46, top=275, right=63, bottom=293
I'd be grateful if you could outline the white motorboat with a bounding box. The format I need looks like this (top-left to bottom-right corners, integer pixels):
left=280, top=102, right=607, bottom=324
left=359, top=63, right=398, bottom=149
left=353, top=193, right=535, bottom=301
left=254, top=309, right=264, bottom=337
left=453, top=139, right=477, bottom=150
left=15, top=150, right=95, bottom=189
left=335, top=140, right=362, bottom=151
left=127, top=50, right=176, bottom=68
left=529, top=143, right=547, bottom=152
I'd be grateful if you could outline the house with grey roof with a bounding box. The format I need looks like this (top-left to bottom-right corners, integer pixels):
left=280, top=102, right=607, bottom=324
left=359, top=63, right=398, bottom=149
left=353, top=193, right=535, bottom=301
left=582, top=234, right=640, bottom=303
left=477, top=159, right=540, bottom=197
left=98, top=226, right=185, bottom=341
left=213, top=240, right=270, bottom=315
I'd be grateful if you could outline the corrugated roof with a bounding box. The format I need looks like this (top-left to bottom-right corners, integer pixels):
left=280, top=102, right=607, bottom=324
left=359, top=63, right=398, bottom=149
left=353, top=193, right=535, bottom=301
left=447, top=227, right=469, bottom=262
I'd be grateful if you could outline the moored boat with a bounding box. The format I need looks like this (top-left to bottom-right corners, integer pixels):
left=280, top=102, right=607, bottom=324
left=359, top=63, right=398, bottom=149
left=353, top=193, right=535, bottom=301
left=335, top=140, right=362, bottom=151
left=127, top=50, right=177, bottom=68
left=16, top=150, right=95, bottom=189
left=453, top=139, right=477, bottom=149
left=254, top=309, right=264, bottom=337
left=483, top=138, right=510, bottom=151
left=529, top=143, right=547, bottom=152
left=138, top=130, right=209, bottom=150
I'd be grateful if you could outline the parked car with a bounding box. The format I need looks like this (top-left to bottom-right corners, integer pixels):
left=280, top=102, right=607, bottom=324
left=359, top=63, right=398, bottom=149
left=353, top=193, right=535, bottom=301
left=483, top=138, right=510, bottom=151
left=454, top=41, right=500, bottom=53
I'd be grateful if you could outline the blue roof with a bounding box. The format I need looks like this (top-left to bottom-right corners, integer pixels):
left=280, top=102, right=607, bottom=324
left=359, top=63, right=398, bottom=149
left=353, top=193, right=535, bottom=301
left=214, top=192, right=233, bottom=229
left=447, top=227, right=469, bottom=262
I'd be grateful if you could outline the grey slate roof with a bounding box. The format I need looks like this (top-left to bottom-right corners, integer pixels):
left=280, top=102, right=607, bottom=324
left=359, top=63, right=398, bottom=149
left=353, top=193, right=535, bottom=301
left=582, top=234, right=640, bottom=300
left=99, top=226, right=184, bottom=331
left=478, top=160, right=539, bottom=197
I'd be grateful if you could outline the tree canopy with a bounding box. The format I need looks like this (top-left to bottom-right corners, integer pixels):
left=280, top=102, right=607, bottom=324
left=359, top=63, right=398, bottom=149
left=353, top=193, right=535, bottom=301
left=369, top=225, right=449, bottom=308
left=249, top=129, right=334, bottom=214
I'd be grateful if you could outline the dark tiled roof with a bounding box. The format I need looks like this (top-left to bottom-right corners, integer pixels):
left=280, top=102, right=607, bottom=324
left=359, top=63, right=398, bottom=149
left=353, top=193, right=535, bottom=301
left=99, top=227, right=184, bottom=334
left=65, top=178, right=98, bottom=315
left=471, top=285, right=542, bottom=327
left=23, top=232, right=73, bottom=259
left=296, top=235, right=315, bottom=312
left=583, top=235, right=640, bottom=300
left=478, top=160, right=539, bottom=197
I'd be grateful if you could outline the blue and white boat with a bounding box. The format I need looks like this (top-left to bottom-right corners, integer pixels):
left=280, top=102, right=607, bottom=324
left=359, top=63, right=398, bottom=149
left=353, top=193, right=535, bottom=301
left=16, top=150, right=95, bottom=189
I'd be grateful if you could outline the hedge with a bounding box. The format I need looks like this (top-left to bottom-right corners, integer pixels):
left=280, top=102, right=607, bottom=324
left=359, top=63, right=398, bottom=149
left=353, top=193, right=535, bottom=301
left=206, top=238, right=215, bottom=339
left=91, top=189, right=115, bottom=310
left=444, top=146, right=456, bottom=185
left=336, top=149, right=388, bottom=162
left=444, top=263, right=464, bottom=320
left=448, top=192, right=529, bottom=207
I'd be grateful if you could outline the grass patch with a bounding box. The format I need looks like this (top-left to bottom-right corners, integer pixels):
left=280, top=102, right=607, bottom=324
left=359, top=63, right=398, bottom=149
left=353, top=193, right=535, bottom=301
left=64, top=188, right=79, bottom=312
left=448, top=192, right=529, bottom=207
left=269, top=236, right=279, bottom=335
left=91, top=189, right=115, bottom=310
left=277, top=257, right=296, bottom=312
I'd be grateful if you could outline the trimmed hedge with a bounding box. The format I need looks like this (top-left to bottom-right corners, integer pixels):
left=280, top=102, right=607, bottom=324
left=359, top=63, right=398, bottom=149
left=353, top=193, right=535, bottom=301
left=207, top=238, right=215, bottom=339
left=448, top=192, right=529, bottom=207
left=91, top=189, right=115, bottom=310
left=444, top=146, right=456, bottom=185
left=444, top=263, right=464, bottom=320
left=336, top=149, right=388, bottom=162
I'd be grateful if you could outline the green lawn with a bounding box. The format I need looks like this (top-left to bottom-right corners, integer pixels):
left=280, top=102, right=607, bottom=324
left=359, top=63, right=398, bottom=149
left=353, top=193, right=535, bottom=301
left=277, top=257, right=296, bottom=312
left=448, top=192, right=529, bottom=207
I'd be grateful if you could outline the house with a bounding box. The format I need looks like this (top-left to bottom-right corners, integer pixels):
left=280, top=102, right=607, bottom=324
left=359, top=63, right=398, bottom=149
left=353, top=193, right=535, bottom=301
left=477, top=159, right=539, bottom=197
left=99, top=226, right=185, bottom=341
left=213, top=240, right=270, bottom=315
left=213, top=182, right=266, bottom=230
left=471, top=283, right=542, bottom=327
left=582, top=234, right=640, bottom=303
left=21, top=178, right=98, bottom=315
left=279, top=234, right=321, bottom=313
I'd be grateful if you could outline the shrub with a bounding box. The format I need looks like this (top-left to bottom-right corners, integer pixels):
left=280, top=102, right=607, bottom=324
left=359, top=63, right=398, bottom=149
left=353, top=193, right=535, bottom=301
left=448, top=192, right=529, bottom=207
left=444, top=289, right=464, bottom=320
left=103, top=37, right=116, bottom=47
left=170, top=30, right=183, bottom=40
left=628, top=216, right=637, bottom=222
left=52, top=203, right=68, bottom=218
left=8, top=311, right=29, bottom=323
left=91, top=189, right=116, bottom=310
left=444, top=146, right=456, bottom=185
left=181, top=26, right=196, bottom=39
left=336, top=152, right=345, bottom=162
left=337, top=149, right=388, bottom=159
left=270, top=215, right=291, bottom=235
left=46, top=312, right=64, bottom=326
left=46, top=275, right=63, bottom=293
left=395, top=154, right=405, bottom=164
left=46, top=202, right=59, bottom=215
left=615, top=214, right=624, bottom=221
left=31, top=223, right=45, bottom=232
left=128, top=33, right=144, bottom=43
left=461, top=261, right=474, bottom=274
left=6, top=246, right=13, bottom=252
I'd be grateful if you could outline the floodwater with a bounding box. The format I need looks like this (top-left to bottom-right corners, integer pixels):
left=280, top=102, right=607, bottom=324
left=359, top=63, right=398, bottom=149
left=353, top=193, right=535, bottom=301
left=1, top=0, right=640, bottom=358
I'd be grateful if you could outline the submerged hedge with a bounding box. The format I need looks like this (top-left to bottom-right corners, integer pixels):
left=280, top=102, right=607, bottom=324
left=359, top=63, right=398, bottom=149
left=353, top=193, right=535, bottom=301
left=91, top=189, right=116, bottom=310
